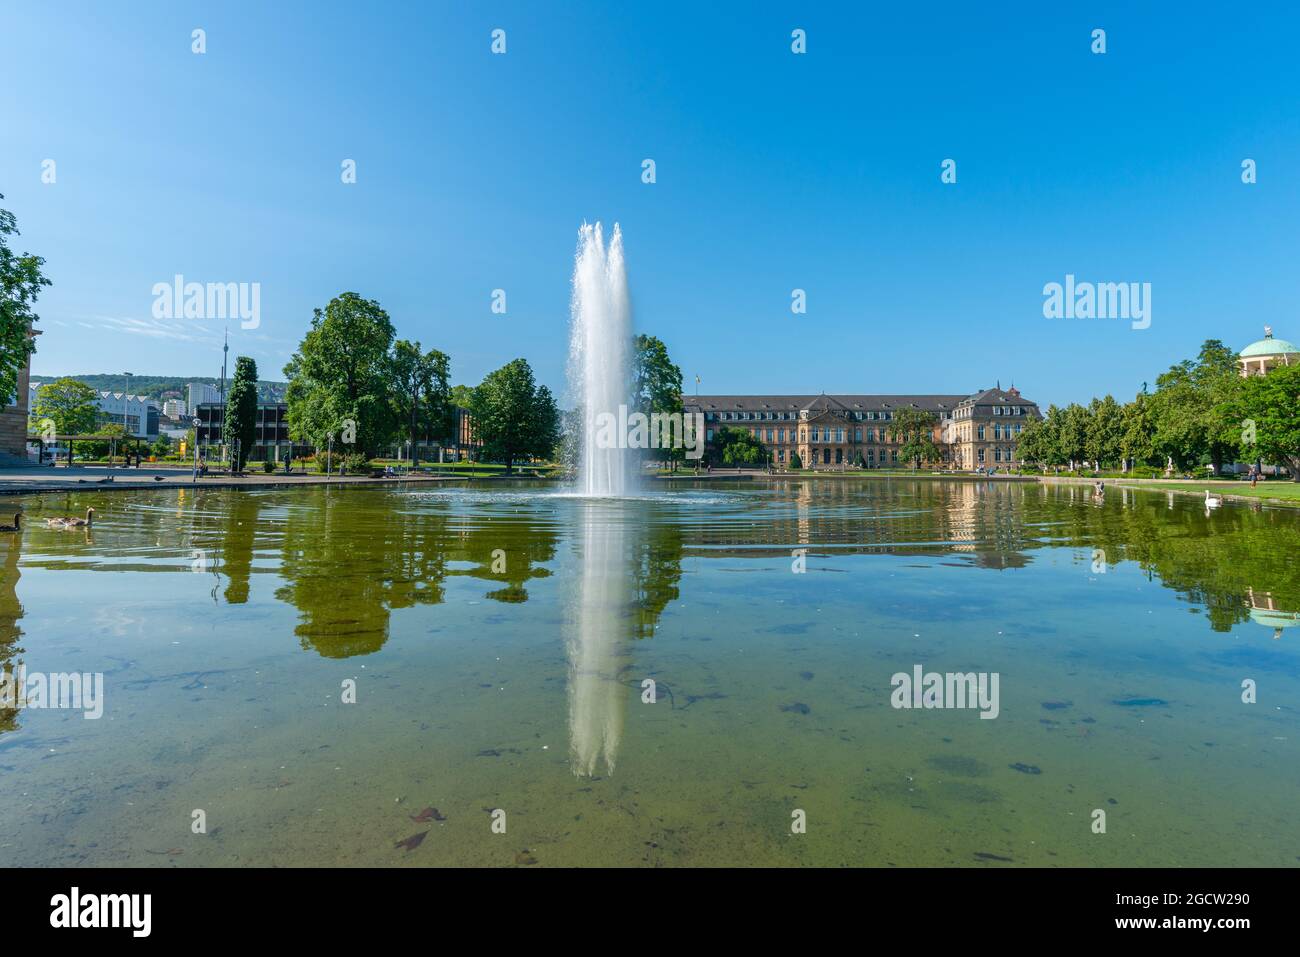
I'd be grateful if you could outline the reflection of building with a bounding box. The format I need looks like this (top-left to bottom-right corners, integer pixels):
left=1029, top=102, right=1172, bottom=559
left=684, top=387, right=1040, bottom=469
left=1239, top=326, right=1298, bottom=377
left=1246, top=588, right=1300, bottom=640
left=196, top=402, right=312, bottom=462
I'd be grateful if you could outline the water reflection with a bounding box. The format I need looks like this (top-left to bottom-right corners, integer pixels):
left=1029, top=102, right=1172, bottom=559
left=566, top=502, right=632, bottom=776
left=0, top=531, right=24, bottom=736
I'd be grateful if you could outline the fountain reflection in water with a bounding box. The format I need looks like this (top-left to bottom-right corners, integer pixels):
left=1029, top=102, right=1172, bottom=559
left=566, top=501, right=632, bottom=776
left=568, top=221, right=634, bottom=497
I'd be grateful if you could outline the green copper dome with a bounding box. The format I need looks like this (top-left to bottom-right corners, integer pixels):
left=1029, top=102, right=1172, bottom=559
left=1241, top=333, right=1299, bottom=358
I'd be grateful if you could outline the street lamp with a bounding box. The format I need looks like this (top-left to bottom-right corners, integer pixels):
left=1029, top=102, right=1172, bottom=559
left=192, top=416, right=201, bottom=482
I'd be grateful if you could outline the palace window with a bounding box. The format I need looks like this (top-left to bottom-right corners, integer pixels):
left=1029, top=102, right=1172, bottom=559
left=854, top=428, right=861, bottom=441
left=706, top=429, right=714, bottom=441
left=977, top=425, right=985, bottom=440
left=836, top=428, right=844, bottom=442
left=978, top=449, right=985, bottom=463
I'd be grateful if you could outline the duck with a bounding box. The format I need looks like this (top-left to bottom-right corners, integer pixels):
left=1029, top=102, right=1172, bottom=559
left=48, top=507, right=95, bottom=528
left=1205, top=489, right=1223, bottom=509
left=0, top=512, right=21, bottom=532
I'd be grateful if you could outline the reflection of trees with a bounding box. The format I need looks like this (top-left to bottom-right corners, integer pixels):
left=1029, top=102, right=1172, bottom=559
left=221, top=493, right=261, bottom=604
left=0, top=532, right=24, bottom=736
left=632, top=514, right=684, bottom=639
left=679, top=478, right=1300, bottom=635
left=1041, top=488, right=1300, bottom=633
left=275, top=489, right=557, bottom=658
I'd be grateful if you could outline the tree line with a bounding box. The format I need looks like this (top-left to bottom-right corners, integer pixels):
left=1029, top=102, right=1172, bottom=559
left=1017, top=339, right=1300, bottom=478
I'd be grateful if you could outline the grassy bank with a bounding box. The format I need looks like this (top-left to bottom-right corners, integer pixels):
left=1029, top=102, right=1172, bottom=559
left=1115, top=479, right=1300, bottom=506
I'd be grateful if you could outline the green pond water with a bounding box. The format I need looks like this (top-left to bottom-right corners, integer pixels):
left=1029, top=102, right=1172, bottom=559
left=1, top=478, right=1297, bottom=867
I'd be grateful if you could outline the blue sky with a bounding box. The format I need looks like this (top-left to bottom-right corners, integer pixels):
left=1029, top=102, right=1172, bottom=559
left=2, top=1, right=1297, bottom=407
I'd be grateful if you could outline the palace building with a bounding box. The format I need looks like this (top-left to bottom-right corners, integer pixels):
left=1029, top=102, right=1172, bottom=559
left=684, top=385, right=1040, bottom=469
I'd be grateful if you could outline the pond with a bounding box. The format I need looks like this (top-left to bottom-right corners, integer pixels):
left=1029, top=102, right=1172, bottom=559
left=1, top=478, right=1297, bottom=866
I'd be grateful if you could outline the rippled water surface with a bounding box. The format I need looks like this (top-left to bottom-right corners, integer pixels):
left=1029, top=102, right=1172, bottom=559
left=1, top=478, right=1297, bottom=866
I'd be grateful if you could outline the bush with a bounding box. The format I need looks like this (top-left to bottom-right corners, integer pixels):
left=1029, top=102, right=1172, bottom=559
left=262, top=460, right=275, bottom=473
left=789, top=452, right=803, bottom=469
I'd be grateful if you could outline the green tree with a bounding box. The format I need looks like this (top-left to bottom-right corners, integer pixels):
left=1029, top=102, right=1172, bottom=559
left=706, top=426, right=766, bottom=468
left=450, top=384, right=474, bottom=408
left=391, top=340, right=453, bottom=463
left=468, top=359, right=559, bottom=474
left=0, top=194, right=52, bottom=406
left=1119, top=390, right=1157, bottom=469
left=1016, top=415, right=1054, bottom=467
left=225, top=356, right=259, bottom=471
left=889, top=408, right=939, bottom=469
left=1085, top=395, right=1124, bottom=467
left=633, top=334, right=685, bottom=470
left=1057, top=403, right=1090, bottom=466
left=789, top=450, right=803, bottom=469
left=1150, top=340, right=1244, bottom=473
left=30, top=377, right=98, bottom=436
left=1237, top=363, right=1300, bottom=480
left=284, top=292, right=397, bottom=456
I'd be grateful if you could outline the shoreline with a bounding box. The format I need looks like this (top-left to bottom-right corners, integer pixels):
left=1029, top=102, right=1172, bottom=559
left=2, top=466, right=1296, bottom=509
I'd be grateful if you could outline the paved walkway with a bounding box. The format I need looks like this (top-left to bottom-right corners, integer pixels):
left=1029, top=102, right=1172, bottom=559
left=0, top=464, right=464, bottom=496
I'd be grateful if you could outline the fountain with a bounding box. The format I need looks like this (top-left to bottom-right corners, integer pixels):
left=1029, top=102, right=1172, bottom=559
left=568, top=222, right=634, bottom=497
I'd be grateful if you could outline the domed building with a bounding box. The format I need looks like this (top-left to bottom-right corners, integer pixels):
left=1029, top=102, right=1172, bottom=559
left=1239, top=326, right=1299, bottom=376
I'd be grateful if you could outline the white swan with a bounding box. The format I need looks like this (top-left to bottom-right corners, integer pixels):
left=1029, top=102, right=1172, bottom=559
left=1205, top=490, right=1223, bottom=509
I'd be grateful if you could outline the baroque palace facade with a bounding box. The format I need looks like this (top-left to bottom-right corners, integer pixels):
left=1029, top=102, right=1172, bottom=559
left=684, top=385, right=1039, bottom=470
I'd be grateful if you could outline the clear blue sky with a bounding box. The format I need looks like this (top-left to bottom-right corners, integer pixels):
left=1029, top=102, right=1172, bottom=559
left=2, top=1, right=1297, bottom=407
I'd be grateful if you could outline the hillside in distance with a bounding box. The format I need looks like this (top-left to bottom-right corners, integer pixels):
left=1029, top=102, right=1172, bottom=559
left=30, top=373, right=288, bottom=403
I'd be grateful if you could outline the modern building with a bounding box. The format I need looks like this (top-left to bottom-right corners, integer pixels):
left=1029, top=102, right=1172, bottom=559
left=684, top=386, right=1040, bottom=469
left=195, top=402, right=312, bottom=463
left=1238, top=326, right=1298, bottom=376
left=26, top=384, right=159, bottom=439
left=187, top=382, right=221, bottom=414
left=162, top=399, right=186, bottom=419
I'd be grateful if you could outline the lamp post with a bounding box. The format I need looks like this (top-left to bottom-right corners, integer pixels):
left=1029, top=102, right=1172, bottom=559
left=326, top=433, right=334, bottom=482
left=192, top=416, right=201, bottom=482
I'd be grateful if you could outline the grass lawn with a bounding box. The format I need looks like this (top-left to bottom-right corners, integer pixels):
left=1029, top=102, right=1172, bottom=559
left=1119, top=480, right=1300, bottom=506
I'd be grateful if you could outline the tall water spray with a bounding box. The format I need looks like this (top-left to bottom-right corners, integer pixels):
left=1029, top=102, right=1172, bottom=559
left=568, top=222, right=634, bottom=497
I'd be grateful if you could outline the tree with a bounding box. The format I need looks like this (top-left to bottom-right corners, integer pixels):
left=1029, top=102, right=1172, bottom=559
left=1119, top=390, right=1157, bottom=469
left=391, top=340, right=453, bottom=464
left=1150, top=340, right=1244, bottom=473
left=284, top=292, right=397, bottom=456
left=889, top=408, right=939, bottom=469
left=789, top=450, right=803, bottom=469
left=225, top=356, right=259, bottom=471
left=450, top=384, right=474, bottom=408
left=633, top=334, right=685, bottom=470
left=468, top=359, right=559, bottom=474
left=30, top=377, right=98, bottom=436
left=0, top=194, right=52, bottom=407
left=1016, top=415, right=1056, bottom=467
left=1084, top=395, right=1124, bottom=468
left=707, top=426, right=766, bottom=468
left=1237, top=363, right=1300, bottom=480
